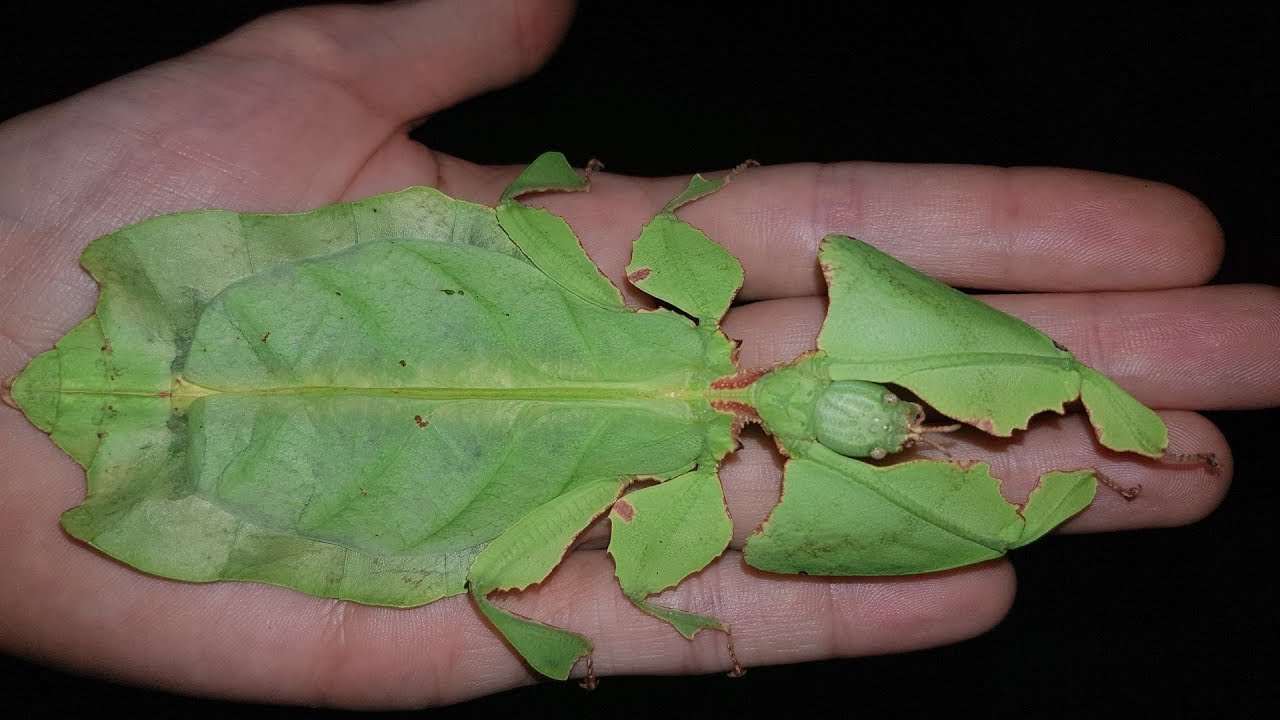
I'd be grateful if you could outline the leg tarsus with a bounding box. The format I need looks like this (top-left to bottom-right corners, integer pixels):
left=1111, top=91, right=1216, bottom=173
left=1163, top=451, right=1220, bottom=470
left=1095, top=469, right=1141, bottom=501
left=726, top=630, right=747, bottom=678
left=578, top=651, right=598, bottom=691
left=725, top=159, right=759, bottom=183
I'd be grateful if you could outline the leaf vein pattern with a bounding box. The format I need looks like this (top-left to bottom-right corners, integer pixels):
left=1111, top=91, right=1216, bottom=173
left=555, top=413, right=611, bottom=494
left=222, top=302, right=300, bottom=384
left=557, top=284, right=605, bottom=380
left=300, top=259, right=399, bottom=369
left=235, top=213, right=257, bottom=274
left=413, top=403, right=533, bottom=546
left=298, top=404, right=413, bottom=538
left=837, top=352, right=1074, bottom=372
left=812, top=453, right=1012, bottom=553
left=400, top=244, right=560, bottom=382
left=204, top=400, right=298, bottom=511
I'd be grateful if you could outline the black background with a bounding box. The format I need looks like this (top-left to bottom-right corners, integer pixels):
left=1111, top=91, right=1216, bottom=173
left=2, top=2, right=1276, bottom=716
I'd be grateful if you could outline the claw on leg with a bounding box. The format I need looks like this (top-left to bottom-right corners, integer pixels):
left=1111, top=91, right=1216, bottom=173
left=578, top=651, right=598, bottom=691
left=726, top=630, right=746, bottom=678
left=1095, top=469, right=1141, bottom=501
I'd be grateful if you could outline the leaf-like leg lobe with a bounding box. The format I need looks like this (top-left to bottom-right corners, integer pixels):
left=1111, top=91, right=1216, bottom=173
left=608, top=469, right=733, bottom=636
left=468, top=477, right=626, bottom=679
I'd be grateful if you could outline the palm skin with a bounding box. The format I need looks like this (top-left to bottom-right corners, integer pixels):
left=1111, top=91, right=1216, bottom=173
left=1, top=0, right=1275, bottom=709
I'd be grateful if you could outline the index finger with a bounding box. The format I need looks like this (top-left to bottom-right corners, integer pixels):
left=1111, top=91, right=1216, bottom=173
left=432, top=155, right=1223, bottom=301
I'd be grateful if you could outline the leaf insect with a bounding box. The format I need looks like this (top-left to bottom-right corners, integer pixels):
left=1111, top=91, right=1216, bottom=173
left=6, top=152, right=1203, bottom=681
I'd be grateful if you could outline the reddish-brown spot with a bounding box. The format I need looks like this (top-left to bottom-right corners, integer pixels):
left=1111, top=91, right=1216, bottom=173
left=0, top=374, right=16, bottom=409
left=398, top=359, right=406, bottom=367
left=261, top=332, right=270, bottom=342
left=155, top=391, right=171, bottom=398
left=818, top=257, right=837, bottom=288
left=961, top=417, right=997, bottom=435
left=613, top=499, right=635, bottom=522
left=100, top=338, right=112, bottom=355
left=711, top=400, right=761, bottom=424
left=627, top=267, right=652, bottom=284
left=414, top=415, right=428, bottom=428
left=711, top=367, right=768, bottom=390
left=728, top=338, right=742, bottom=366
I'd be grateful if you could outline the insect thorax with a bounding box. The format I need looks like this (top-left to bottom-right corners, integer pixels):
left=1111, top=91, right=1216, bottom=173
left=750, top=358, right=919, bottom=460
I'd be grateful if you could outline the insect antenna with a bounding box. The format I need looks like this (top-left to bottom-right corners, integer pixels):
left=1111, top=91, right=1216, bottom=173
left=905, top=421, right=963, bottom=456
left=914, top=434, right=954, bottom=457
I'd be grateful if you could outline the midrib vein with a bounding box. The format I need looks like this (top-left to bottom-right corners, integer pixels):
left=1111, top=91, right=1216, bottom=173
left=56, top=380, right=750, bottom=403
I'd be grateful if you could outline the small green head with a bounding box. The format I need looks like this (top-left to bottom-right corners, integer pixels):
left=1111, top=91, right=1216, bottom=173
left=749, top=358, right=959, bottom=460
left=813, top=380, right=922, bottom=460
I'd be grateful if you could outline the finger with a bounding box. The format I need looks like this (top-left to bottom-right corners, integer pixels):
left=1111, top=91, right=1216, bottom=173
left=697, top=162, right=1224, bottom=297
left=982, top=284, right=1280, bottom=410
left=720, top=285, right=1280, bottom=410
left=434, top=158, right=1223, bottom=300
left=215, top=0, right=575, bottom=125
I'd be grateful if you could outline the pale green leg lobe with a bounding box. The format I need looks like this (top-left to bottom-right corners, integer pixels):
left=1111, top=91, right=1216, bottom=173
left=815, top=235, right=1167, bottom=454
left=626, top=174, right=745, bottom=323
left=607, top=468, right=733, bottom=637
left=467, top=477, right=625, bottom=680
left=744, top=448, right=1096, bottom=576
left=496, top=151, right=625, bottom=309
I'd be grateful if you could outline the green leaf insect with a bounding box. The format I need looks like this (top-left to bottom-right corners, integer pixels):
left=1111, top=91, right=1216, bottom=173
left=7, top=152, right=1170, bottom=682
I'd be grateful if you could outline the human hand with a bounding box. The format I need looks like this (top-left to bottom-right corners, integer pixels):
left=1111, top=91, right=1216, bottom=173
left=1, top=0, right=1273, bottom=709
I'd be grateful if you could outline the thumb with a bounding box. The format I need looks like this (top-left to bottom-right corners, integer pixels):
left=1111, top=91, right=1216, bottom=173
left=214, top=0, right=576, bottom=125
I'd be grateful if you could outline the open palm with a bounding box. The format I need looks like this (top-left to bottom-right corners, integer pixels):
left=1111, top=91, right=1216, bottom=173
left=2, top=0, right=1272, bottom=709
